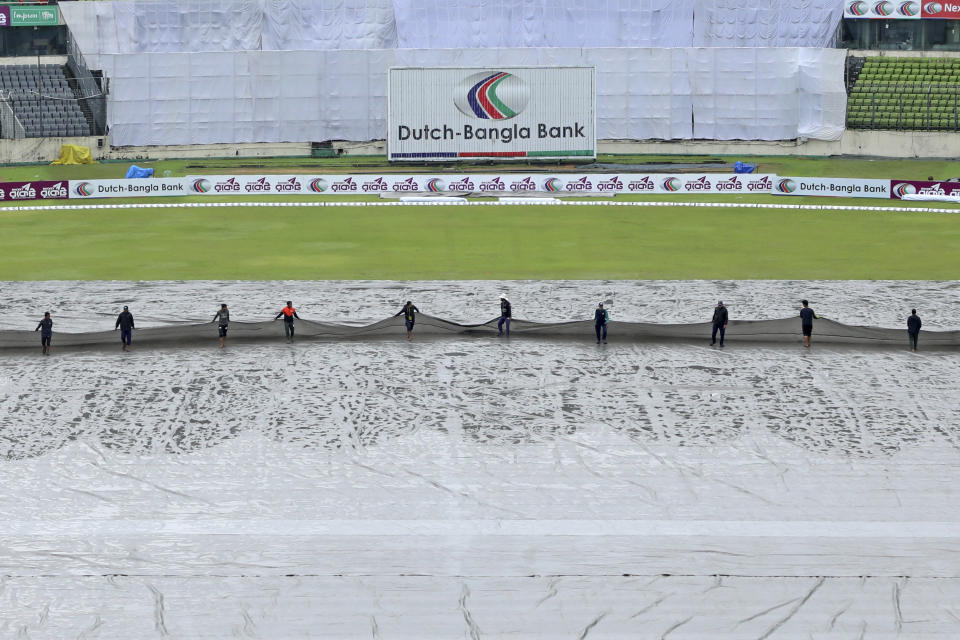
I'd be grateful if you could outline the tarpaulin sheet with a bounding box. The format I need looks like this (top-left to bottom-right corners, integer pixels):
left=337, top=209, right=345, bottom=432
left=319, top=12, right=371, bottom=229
left=1, top=315, right=957, bottom=352
left=61, top=0, right=843, bottom=56
left=49, top=144, right=94, bottom=165
left=93, top=48, right=844, bottom=146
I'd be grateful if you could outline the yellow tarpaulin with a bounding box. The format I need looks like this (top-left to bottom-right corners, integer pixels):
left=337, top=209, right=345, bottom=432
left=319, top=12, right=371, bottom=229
left=50, top=145, right=94, bottom=165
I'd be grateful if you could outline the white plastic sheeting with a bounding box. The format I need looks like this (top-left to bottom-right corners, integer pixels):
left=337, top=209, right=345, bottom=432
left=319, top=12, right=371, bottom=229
left=393, top=0, right=697, bottom=49
left=689, top=48, right=847, bottom=140
left=59, top=0, right=397, bottom=60
left=95, top=47, right=844, bottom=147
left=693, top=0, right=843, bottom=48
left=60, top=0, right=844, bottom=58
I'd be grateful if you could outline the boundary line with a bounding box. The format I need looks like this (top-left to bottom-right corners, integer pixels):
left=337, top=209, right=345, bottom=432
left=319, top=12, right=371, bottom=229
left=0, top=200, right=957, bottom=214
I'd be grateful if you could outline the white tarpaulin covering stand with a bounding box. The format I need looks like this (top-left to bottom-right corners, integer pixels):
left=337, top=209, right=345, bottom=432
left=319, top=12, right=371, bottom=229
left=61, top=0, right=844, bottom=55
left=59, top=0, right=847, bottom=146
left=90, top=47, right=845, bottom=147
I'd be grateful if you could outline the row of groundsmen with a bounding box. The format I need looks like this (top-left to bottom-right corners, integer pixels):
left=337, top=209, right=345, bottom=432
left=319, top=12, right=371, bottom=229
left=31, top=297, right=925, bottom=354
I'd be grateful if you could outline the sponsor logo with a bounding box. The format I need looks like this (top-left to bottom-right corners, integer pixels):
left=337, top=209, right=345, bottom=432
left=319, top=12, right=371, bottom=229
left=426, top=178, right=445, bottom=193
left=0, top=188, right=5, bottom=199
left=662, top=177, right=681, bottom=192
left=565, top=176, right=593, bottom=192
left=40, top=182, right=67, bottom=199
left=74, top=181, right=93, bottom=197
left=899, top=0, right=920, bottom=14
left=310, top=178, right=329, bottom=193
left=597, top=176, right=624, bottom=192
left=874, top=0, right=894, bottom=14
left=214, top=178, right=241, bottom=193
left=479, top=177, right=506, bottom=192
left=510, top=177, right=537, bottom=192
left=848, top=0, right=869, bottom=14
left=627, top=177, right=656, bottom=191
left=454, top=70, right=530, bottom=120
left=275, top=177, right=302, bottom=192
left=10, top=183, right=36, bottom=200
left=544, top=178, right=562, bottom=192
left=392, top=177, right=420, bottom=192
left=923, top=1, right=943, bottom=12
left=0, top=14, right=7, bottom=27
left=747, top=176, right=774, bottom=192
left=192, top=178, right=211, bottom=193
left=776, top=178, right=797, bottom=194
left=716, top=176, right=743, bottom=192
left=244, top=177, right=272, bottom=193
left=892, top=182, right=917, bottom=197
left=361, top=177, right=388, bottom=193
left=330, top=177, right=358, bottom=192
left=684, top=176, right=712, bottom=192
left=447, top=177, right=476, bottom=192
left=918, top=183, right=946, bottom=195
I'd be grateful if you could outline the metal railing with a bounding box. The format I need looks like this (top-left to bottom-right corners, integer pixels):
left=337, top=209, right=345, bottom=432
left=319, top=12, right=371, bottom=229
left=66, top=27, right=107, bottom=135
left=0, top=90, right=26, bottom=139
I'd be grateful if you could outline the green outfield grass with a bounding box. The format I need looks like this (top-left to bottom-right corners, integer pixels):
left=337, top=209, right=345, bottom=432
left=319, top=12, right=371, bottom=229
left=1, top=200, right=957, bottom=280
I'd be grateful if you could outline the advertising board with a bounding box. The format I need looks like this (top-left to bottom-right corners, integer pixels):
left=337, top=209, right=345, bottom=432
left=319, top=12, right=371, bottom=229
left=889, top=179, right=960, bottom=198
left=69, top=178, right=191, bottom=198
left=388, top=67, right=596, bottom=162
left=770, top=177, right=890, bottom=198
left=8, top=5, right=59, bottom=26
left=844, top=0, right=921, bottom=18
left=0, top=181, right=69, bottom=200
left=921, top=1, right=960, bottom=18
left=187, top=174, right=776, bottom=196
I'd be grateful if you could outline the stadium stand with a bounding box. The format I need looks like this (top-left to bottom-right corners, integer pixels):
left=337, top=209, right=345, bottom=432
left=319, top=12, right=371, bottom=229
left=847, top=57, right=960, bottom=131
left=0, top=63, right=93, bottom=138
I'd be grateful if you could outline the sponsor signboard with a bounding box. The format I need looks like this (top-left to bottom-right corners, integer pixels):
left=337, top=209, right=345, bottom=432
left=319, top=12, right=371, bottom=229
left=190, top=174, right=776, bottom=196
left=388, top=67, right=596, bottom=161
left=771, top=177, right=890, bottom=198
left=921, top=1, right=960, bottom=17
left=70, top=178, right=190, bottom=198
left=889, top=179, right=960, bottom=198
left=8, top=5, right=59, bottom=26
left=0, top=180, right=68, bottom=200
left=844, top=0, right=921, bottom=17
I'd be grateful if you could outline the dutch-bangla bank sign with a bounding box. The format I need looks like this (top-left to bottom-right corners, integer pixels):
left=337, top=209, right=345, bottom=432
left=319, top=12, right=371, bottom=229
left=388, top=67, right=596, bottom=161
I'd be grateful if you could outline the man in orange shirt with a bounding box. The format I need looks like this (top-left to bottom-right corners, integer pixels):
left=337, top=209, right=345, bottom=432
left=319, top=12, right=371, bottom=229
left=274, top=301, right=301, bottom=342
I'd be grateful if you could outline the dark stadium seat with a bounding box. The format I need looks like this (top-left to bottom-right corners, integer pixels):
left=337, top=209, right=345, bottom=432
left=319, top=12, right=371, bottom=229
left=0, top=62, right=94, bottom=138
left=847, top=57, right=960, bottom=132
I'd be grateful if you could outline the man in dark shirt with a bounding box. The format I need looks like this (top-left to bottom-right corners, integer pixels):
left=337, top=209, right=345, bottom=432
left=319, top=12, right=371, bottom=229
left=711, top=301, right=728, bottom=347
left=274, top=301, right=301, bottom=342
left=800, top=299, right=818, bottom=348
left=907, top=309, right=922, bottom=352
left=394, top=301, right=420, bottom=341
left=213, top=303, right=230, bottom=349
left=497, top=295, right=511, bottom=337
left=594, top=302, right=608, bottom=344
left=115, top=305, right=135, bottom=351
left=34, top=311, right=53, bottom=355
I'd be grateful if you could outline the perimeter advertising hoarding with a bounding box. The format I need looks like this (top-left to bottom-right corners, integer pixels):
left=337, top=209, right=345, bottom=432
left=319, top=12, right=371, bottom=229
left=889, top=179, right=960, bottom=198
left=69, top=178, right=190, bottom=198
left=844, top=1, right=921, bottom=17
left=388, top=67, right=596, bottom=162
left=770, top=177, right=891, bottom=198
left=0, top=181, right=68, bottom=200
left=186, top=174, right=776, bottom=195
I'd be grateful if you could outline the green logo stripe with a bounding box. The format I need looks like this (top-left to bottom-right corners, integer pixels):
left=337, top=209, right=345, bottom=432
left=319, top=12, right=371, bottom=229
left=487, top=75, right=516, bottom=118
